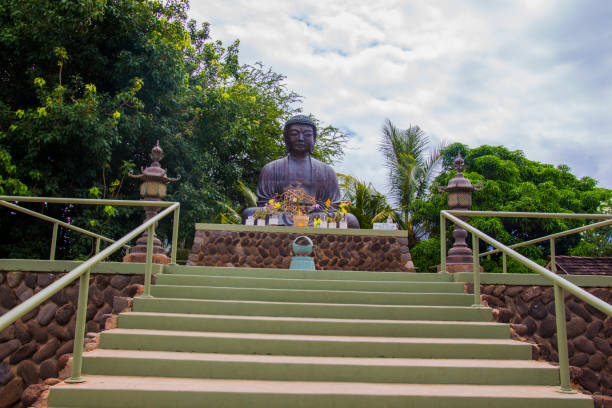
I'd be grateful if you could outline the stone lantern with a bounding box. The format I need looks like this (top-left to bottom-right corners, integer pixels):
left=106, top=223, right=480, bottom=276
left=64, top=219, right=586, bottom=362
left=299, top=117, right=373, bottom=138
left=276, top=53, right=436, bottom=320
left=438, top=152, right=482, bottom=273
left=123, top=141, right=180, bottom=265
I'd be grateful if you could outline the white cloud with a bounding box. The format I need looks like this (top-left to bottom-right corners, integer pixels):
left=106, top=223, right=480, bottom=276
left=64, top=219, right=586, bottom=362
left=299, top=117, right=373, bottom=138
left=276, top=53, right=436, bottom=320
left=189, top=0, right=612, bottom=191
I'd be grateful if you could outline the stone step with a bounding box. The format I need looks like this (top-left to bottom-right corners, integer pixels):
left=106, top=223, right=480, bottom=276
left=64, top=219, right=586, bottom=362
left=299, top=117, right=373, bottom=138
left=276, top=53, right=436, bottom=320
left=163, top=265, right=454, bottom=282
left=99, top=329, right=532, bottom=360
left=150, top=285, right=473, bottom=306
left=133, top=298, right=493, bottom=321
left=49, top=376, right=592, bottom=408
left=82, top=349, right=559, bottom=386
left=117, top=312, right=510, bottom=339
left=155, top=274, right=465, bottom=292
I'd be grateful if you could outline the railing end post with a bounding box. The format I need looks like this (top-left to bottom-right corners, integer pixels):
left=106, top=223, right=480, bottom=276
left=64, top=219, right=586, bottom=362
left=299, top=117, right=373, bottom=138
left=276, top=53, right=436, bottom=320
left=64, top=376, right=86, bottom=384
left=555, top=386, right=577, bottom=394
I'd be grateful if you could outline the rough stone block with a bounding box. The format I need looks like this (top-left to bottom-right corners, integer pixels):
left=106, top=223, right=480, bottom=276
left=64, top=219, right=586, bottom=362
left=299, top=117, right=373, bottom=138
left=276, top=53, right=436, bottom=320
left=9, top=342, right=37, bottom=364
left=32, top=338, right=60, bottom=363
left=17, top=359, right=39, bottom=385
left=573, top=335, right=597, bottom=354
left=586, top=320, right=604, bottom=339
left=14, top=320, right=32, bottom=343
left=39, top=358, right=58, bottom=380
left=36, top=303, right=57, bottom=326
left=36, top=273, right=55, bottom=287
left=54, top=304, right=74, bottom=325
left=0, top=286, right=18, bottom=309
left=0, top=377, right=24, bottom=408
left=566, top=316, right=588, bottom=339
left=21, top=383, right=48, bottom=406
left=0, top=361, right=14, bottom=385
left=55, top=340, right=74, bottom=358
left=27, top=321, right=48, bottom=344
left=0, top=339, right=21, bottom=360
left=6, top=271, right=24, bottom=288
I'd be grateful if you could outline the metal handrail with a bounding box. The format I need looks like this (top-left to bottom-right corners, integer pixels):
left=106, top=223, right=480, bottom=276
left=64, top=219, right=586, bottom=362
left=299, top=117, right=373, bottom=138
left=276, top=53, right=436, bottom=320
left=0, top=196, right=181, bottom=261
left=0, top=195, right=175, bottom=207
left=0, top=200, right=130, bottom=258
left=440, top=209, right=612, bottom=394
left=0, top=202, right=179, bottom=383
left=479, top=219, right=612, bottom=257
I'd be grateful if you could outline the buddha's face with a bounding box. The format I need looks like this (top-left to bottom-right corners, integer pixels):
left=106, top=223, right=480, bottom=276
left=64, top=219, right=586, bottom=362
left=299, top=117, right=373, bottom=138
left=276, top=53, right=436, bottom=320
left=285, top=123, right=315, bottom=157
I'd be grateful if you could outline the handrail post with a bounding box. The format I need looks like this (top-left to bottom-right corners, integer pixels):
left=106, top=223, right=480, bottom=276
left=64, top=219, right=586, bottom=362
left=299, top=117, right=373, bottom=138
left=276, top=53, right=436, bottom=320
left=550, top=238, right=556, bottom=274
left=440, top=213, right=447, bottom=273
left=95, top=237, right=101, bottom=255
left=50, top=222, right=59, bottom=260
left=170, top=206, right=180, bottom=265
left=502, top=252, right=507, bottom=274
left=472, top=233, right=482, bottom=306
left=143, top=225, right=154, bottom=298
left=65, top=268, right=90, bottom=383
left=554, top=282, right=576, bottom=393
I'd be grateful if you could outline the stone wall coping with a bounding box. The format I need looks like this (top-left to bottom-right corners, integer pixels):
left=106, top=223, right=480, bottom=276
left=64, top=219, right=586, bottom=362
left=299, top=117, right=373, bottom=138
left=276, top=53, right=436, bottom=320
left=0, top=259, right=163, bottom=275
left=453, top=272, right=612, bottom=287
left=195, top=223, right=409, bottom=237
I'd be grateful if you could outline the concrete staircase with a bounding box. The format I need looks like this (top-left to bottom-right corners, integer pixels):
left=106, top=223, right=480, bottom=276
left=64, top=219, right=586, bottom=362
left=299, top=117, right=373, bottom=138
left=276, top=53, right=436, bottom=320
left=49, top=266, right=592, bottom=407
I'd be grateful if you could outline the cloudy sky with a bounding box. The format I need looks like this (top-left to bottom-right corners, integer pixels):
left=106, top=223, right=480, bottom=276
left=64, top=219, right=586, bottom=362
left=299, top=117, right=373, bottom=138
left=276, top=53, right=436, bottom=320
left=189, top=0, right=612, bottom=194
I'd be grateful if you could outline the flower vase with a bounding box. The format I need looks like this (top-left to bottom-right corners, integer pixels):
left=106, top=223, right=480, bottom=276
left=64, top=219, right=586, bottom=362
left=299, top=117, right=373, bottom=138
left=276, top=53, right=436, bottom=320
left=293, top=214, right=309, bottom=227
left=319, top=221, right=328, bottom=228
left=327, top=221, right=337, bottom=229
left=268, top=215, right=279, bottom=226
left=245, top=216, right=254, bottom=226
left=339, top=219, right=348, bottom=229
left=256, top=218, right=266, bottom=226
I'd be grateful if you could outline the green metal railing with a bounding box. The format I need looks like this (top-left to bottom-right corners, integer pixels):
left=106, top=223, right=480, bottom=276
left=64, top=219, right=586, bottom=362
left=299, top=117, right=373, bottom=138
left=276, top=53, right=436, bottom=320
left=0, top=196, right=180, bottom=383
left=440, top=210, right=612, bottom=393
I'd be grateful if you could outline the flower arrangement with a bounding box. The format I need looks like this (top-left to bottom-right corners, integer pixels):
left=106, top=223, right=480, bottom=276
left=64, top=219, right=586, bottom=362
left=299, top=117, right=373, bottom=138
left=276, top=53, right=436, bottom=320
left=279, top=188, right=316, bottom=227
left=333, top=201, right=350, bottom=222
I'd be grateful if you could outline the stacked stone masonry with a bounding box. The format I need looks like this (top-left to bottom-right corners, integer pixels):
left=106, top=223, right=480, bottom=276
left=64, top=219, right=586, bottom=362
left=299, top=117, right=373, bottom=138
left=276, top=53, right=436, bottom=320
left=0, top=270, right=142, bottom=408
left=468, top=283, right=612, bottom=405
left=188, top=230, right=415, bottom=272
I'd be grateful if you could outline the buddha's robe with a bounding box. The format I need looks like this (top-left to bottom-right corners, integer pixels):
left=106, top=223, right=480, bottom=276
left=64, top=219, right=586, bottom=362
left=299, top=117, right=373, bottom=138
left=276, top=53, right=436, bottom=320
left=256, top=156, right=341, bottom=206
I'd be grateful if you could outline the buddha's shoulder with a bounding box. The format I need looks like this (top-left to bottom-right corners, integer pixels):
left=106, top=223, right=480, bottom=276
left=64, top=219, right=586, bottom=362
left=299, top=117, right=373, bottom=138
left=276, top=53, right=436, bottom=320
left=261, top=157, right=288, bottom=172
left=310, top=157, right=335, bottom=172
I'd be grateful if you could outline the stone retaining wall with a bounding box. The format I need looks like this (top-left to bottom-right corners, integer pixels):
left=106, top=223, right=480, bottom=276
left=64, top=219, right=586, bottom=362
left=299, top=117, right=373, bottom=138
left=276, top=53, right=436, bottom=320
left=0, top=270, right=142, bottom=408
left=189, top=226, right=415, bottom=272
left=467, top=283, right=612, bottom=405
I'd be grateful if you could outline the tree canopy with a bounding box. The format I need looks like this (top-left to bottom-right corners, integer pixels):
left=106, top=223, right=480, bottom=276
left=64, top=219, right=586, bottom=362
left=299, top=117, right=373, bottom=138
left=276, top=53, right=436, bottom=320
left=410, top=143, right=611, bottom=272
left=0, top=0, right=347, bottom=259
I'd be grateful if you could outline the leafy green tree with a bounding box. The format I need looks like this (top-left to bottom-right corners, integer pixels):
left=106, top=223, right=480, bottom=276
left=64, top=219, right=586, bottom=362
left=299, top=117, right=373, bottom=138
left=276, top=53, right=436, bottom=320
left=379, top=119, right=445, bottom=245
left=0, top=0, right=347, bottom=259
left=410, top=143, right=611, bottom=273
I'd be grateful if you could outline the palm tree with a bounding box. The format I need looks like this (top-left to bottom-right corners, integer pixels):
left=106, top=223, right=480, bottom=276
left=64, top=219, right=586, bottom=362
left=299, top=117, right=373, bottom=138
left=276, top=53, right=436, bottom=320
left=379, top=119, right=445, bottom=245
left=338, top=174, right=394, bottom=229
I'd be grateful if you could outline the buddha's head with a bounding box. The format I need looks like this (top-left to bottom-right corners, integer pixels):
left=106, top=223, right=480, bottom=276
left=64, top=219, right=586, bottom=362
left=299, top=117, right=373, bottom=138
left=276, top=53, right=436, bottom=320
left=283, top=115, right=317, bottom=156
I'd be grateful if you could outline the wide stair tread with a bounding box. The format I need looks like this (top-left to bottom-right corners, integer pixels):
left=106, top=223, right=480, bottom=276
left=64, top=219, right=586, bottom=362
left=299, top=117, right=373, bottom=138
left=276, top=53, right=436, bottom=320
left=133, top=297, right=493, bottom=321
left=49, top=376, right=592, bottom=408
left=150, top=284, right=473, bottom=305
left=117, top=311, right=510, bottom=338
left=82, top=349, right=559, bottom=385
left=156, top=274, right=465, bottom=292
left=99, top=328, right=532, bottom=359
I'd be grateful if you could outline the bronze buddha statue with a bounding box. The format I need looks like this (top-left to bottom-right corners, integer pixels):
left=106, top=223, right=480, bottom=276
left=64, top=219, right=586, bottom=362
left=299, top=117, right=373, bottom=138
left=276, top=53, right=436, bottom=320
left=242, top=115, right=359, bottom=228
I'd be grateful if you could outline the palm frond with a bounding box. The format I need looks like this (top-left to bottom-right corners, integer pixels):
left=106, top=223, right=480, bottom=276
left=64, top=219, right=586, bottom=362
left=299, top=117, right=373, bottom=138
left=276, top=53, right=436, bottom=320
left=237, top=180, right=257, bottom=207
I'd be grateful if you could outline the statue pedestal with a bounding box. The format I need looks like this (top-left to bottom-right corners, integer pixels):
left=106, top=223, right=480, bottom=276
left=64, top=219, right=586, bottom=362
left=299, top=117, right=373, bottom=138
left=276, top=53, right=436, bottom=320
left=189, top=224, right=415, bottom=272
